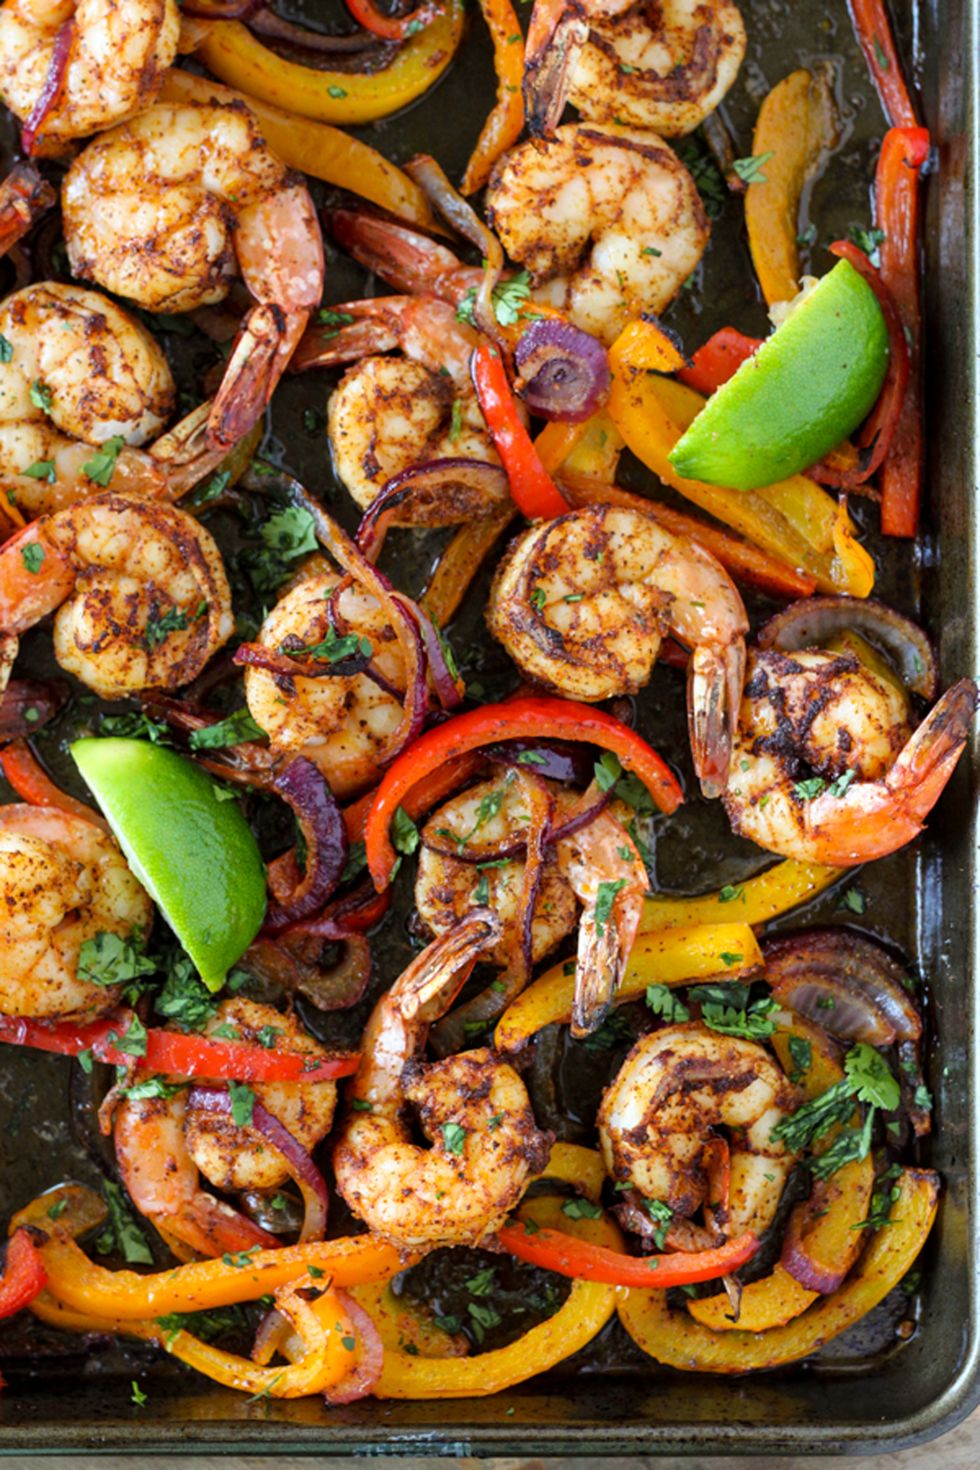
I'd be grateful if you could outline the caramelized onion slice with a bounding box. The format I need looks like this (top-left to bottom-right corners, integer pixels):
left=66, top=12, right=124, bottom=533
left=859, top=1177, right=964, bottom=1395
left=757, top=596, right=937, bottom=699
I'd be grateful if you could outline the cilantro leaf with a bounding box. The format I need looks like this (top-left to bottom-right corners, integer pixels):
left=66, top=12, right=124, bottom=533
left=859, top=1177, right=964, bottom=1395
left=188, top=708, right=266, bottom=751
left=228, top=1080, right=256, bottom=1128
left=82, top=435, right=127, bottom=488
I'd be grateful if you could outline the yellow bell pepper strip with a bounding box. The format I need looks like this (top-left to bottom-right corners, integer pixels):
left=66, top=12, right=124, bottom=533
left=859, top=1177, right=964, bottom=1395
left=618, top=1168, right=938, bottom=1372
left=369, top=1196, right=619, bottom=1397
left=365, top=696, right=683, bottom=890
left=608, top=317, right=687, bottom=374
left=499, top=1219, right=759, bottom=1288
left=607, top=366, right=875, bottom=597
left=533, top=419, right=590, bottom=475
left=688, top=1012, right=874, bottom=1332
left=460, top=0, right=525, bottom=196
left=192, top=7, right=464, bottom=126
left=494, top=923, right=761, bottom=1052
left=639, top=858, right=843, bottom=933
left=160, top=69, right=443, bottom=234
left=531, top=1141, right=608, bottom=1202
left=745, top=69, right=840, bottom=306
left=421, top=505, right=516, bottom=627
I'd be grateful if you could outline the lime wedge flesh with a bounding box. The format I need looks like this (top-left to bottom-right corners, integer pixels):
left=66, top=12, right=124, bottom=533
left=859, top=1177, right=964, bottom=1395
left=72, top=738, right=267, bottom=991
left=669, top=259, right=890, bottom=491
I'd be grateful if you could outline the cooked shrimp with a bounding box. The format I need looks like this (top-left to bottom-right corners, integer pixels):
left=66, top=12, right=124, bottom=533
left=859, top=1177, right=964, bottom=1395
left=486, top=122, right=709, bottom=343
left=0, top=803, right=152, bottom=1021
left=243, top=570, right=408, bottom=800
left=0, top=282, right=176, bottom=515
left=0, top=493, right=234, bottom=698
left=524, top=0, right=746, bottom=139
left=488, top=503, right=747, bottom=796
left=62, top=101, right=324, bottom=449
left=598, top=1022, right=799, bottom=1238
left=334, top=912, right=551, bottom=1251
left=0, top=0, right=180, bottom=152
left=114, top=998, right=337, bottom=1258
left=295, top=294, right=502, bottom=525
left=725, top=648, right=978, bottom=866
left=0, top=162, right=56, bottom=255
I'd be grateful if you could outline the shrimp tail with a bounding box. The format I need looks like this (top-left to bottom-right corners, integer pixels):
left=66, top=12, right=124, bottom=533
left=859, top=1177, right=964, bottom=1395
left=150, top=399, right=231, bottom=499
left=0, top=162, right=56, bottom=257
left=208, top=302, right=308, bottom=449
left=157, top=1195, right=280, bottom=1259
left=523, top=0, right=589, bottom=140
left=0, top=522, right=74, bottom=633
left=571, top=883, right=643, bottom=1038
left=327, top=210, right=470, bottom=299
left=291, top=306, right=400, bottom=374
left=688, top=639, right=746, bottom=799
left=396, top=907, right=502, bottom=1025
left=887, top=676, right=979, bottom=821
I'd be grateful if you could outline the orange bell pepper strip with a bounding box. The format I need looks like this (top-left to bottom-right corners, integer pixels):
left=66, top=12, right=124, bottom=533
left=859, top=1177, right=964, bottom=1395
left=639, top=858, right=843, bottom=932
left=846, top=0, right=919, bottom=129
left=608, top=317, right=687, bottom=375
left=618, top=1169, right=939, bottom=1372
left=875, top=127, right=930, bottom=537
left=607, top=367, right=876, bottom=597
left=421, top=505, right=516, bottom=627
left=559, top=472, right=817, bottom=601
left=369, top=1194, right=619, bottom=1397
left=460, top=0, right=525, bottom=196
left=495, top=923, right=761, bottom=1052
left=161, top=69, right=444, bottom=235
left=745, top=68, right=840, bottom=306
left=533, top=419, right=590, bottom=475
left=0, top=738, right=109, bottom=831
left=191, top=7, right=464, bottom=126
left=365, top=696, right=683, bottom=889
left=344, top=0, right=438, bottom=42
left=471, top=343, right=570, bottom=518
left=499, top=1220, right=759, bottom=1288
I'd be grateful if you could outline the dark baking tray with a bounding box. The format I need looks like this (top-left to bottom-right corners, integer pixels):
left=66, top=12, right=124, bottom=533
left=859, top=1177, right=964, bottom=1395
left=0, top=0, right=977, bottom=1454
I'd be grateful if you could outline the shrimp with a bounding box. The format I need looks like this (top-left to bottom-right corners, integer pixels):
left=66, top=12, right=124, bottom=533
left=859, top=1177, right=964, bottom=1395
left=725, top=648, right=978, bottom=866
left=598, top=1022, right=799, bottom=1239
left=0, top=282, right=178, bottom=516
left=0, top=0, right=180, bottom=152
left=61, top=101, right=324, bottom=449
left=523, top=0, right=746, bottom=139
left=295, top=295, right=503, bottom=526
left=0, top=803, right=152, bottom=1021
left=114, top=999, right=338, bottom=1259
left=486, top=122, right=709, bottom=344
left=242, top=570, right=409, bottom=800
left=334, top=912, right=552, bottom=1252
left=0, top=493, right=234, bottom=698
left=488, top=503, right=748, bottom=796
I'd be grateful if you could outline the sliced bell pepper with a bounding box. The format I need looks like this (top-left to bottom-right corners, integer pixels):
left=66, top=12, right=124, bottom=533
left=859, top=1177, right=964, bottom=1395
left=639, top=858, right=843, bottom=933
left=460, top=0, right=525, bottom=195
left=161, top=69, right=444, bottom=235
left=533, top=419, right=591, bottom=475
left=0, top=739, right=110, bottom=832
left=0, top=1012, right=359, bottom=1084
left=677, top=327, right=762, bottom=395
left=365, top=696, right=683, bottom=889
left=0, top=1229, right=47, bottom=1320
left=342, top=752, right=483, bottom=845
left=608, top=317, right=687, bottom=375
left=559, top=472, right=818, bottom=601
left=421, top=506, right=516, bottom=627
left=349, top=1280, right=469, bottom=1360
left=618, top=1168, right=938, bottom=1371
left=369, top=1195, right=619, bottom=1397
left=344, top=0, right=438, bottom=41
left=500, top=1219, right=759, bottom=1289
left=846, top=0, right=918, bottom=129
left=875, top=127, right=930, bottom=537
left=494, top=923, right=761, bottom=1052
left=471, top=343, right=570, bottom=518
left=192, top=7, right=464, bottom=126
left=607, top=367, right=875, bottom=597
left=745, top=68, right=840, bottom=306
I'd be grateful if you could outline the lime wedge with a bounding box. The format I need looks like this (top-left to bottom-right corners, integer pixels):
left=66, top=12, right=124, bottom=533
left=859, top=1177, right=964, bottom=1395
left=71, top=738, right=267, bottom=991
left=669, top=259, right=890, bottom=490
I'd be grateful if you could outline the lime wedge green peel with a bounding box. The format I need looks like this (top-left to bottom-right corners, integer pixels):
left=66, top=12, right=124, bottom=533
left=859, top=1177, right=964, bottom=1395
left=71, top=738, right=267, bottom=992
left=669, top=259, right=890, bottom=491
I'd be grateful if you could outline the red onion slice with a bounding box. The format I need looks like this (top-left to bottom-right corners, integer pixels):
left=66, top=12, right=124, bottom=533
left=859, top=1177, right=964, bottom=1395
left=394, top=594, right=463, bottom=711
left=780, top=1195, right=852, bottom=1295
left=250, top=8, right=378, bottom=52
left=513, top=319, right=610, bottom=423
left=405, top=154, right=504, bottom=340
left=484, top=736, right=595, bottom=787
left=0, top=678, right=67, bottom=740
left=764, top=929, right=921, bottom=1043
left=355, top=459, right=510, bottom=560
left=757, top=597, right=937, bottom=700
left=264, top=758, right=349, bottom=931
left=21, top=18, right=75, bottom=155
left=324, top=1291, right=384, bottom=1403
left=245, top=932, right=373, bottom=1012
left=189, top=1085, right=329, bottom=1243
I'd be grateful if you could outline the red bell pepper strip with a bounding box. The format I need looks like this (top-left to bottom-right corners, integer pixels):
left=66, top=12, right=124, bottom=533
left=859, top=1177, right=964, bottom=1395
left=874, top=127, right=930, bottom=537
left=471, top=343, right=571, bottom=519
left=365, top=695, right=683, bottom=890
left=0, top=1013, right=360, bottom=1083
left=0, top=1229, right=47, bottom=1321
left=676, top=327, right=761, bottom=395
left=0, top=739, right=110, bottom=833
left=497, top=1221, right=759, bottom=1287
left=343, top=0, right=438, bottom=41
left=818, top=239, right=911, bottom=489
left=846, top=0, right=918, bottom=129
